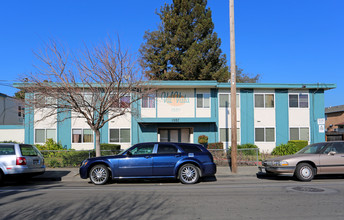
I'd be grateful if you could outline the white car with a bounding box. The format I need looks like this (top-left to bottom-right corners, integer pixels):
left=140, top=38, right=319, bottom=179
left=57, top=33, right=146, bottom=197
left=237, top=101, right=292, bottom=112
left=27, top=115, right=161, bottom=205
left=0, top=143, right=45, bottom=183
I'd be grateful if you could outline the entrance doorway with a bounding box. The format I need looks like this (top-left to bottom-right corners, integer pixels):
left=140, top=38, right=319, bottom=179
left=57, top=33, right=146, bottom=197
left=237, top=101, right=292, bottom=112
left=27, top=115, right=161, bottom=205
left=158, top=128, right=193, bottom=143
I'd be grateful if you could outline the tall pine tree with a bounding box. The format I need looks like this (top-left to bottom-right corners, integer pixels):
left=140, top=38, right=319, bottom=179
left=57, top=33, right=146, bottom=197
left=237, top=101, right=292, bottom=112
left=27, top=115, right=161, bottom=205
left=140, top=0, right=259, bottom=82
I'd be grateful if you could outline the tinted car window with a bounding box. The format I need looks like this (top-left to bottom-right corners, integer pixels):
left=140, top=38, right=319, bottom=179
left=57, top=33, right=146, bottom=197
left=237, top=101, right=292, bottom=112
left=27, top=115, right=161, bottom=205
left=178, top=144, right=203, bottom=153
left=324, top=142, right=344, bottom=154
left=0, top=145, right=15, bottom=155
left=20, top=145, right=39, bottom=156
left=157, top=144, right=178, bottom=154
left=297, top=143, right=328, bottom=154
left=129, top=144, right=154, bottom=155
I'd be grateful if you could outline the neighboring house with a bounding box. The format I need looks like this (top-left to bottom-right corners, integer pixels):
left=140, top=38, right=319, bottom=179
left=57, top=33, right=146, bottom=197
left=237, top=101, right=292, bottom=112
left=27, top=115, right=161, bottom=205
left=15, top=81, right=335, bottom=152
left=325, top=105, right=344, bottom=141
left=0, top=93, right=25, bottom=142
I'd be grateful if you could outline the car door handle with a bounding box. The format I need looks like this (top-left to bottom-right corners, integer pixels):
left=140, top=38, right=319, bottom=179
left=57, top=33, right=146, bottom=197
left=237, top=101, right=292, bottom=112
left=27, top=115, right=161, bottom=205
left=145, top=156, right=151, bottom=159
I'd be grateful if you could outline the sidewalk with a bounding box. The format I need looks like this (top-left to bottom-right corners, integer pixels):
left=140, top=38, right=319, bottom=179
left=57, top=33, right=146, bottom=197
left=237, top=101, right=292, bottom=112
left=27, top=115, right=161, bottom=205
left=33, top=166, right=260, bottom=182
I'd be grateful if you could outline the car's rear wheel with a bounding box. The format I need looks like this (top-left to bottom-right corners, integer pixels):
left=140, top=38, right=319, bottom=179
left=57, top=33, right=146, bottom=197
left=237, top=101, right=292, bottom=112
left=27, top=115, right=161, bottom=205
left=89, top=164, right=109, bottom=185
left=179, top=164, right=200, bottom=184
left=294, top=163, right=315, bottom=181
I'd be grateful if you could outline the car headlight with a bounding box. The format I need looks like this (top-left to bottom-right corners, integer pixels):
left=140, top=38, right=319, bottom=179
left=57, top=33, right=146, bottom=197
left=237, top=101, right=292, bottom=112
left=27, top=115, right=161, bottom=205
left=273, top=161, right=289, bottom=166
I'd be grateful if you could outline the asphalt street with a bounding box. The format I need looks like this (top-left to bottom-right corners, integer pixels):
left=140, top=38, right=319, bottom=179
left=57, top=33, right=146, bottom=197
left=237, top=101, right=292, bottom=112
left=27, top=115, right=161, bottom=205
left=1, top=173, right=344, bottom=220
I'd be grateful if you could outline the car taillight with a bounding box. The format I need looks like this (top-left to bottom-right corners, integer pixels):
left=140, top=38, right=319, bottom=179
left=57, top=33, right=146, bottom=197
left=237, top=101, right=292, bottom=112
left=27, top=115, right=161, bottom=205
left=16, top=157, right=27, bottom=165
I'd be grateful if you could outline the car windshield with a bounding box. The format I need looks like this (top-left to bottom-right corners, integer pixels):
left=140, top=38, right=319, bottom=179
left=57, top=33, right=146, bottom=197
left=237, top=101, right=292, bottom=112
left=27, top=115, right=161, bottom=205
left=296, top=143, right=328, bottom=154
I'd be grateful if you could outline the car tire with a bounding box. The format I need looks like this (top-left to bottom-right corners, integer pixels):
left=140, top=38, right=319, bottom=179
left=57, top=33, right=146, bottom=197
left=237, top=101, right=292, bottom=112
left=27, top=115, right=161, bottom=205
left=89, top=164, right=110, bottom=185
left=294, top=163, right=315, bottom=181
left=179, top=164, right=200, bottom=184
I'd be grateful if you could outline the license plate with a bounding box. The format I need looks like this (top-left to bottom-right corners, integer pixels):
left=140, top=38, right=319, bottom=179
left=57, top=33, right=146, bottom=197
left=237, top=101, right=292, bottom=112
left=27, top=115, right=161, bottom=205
left=33, top=160, right=40, bottom=165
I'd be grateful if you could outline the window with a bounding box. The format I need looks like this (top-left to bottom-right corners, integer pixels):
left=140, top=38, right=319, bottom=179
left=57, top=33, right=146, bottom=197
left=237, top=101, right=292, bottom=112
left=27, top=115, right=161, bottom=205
left=196, top=93, right=210, bottom=108
left=129, top=143, right=154, bottom=155
left=120, top=96, right=131, bottom=108
left=178, top=144, right=203, bottom=153
left=142, top=94, right=156, bottom=108
left=20, top=145, right=39, bottom=156
left=35, top=129, right=56, bottom=143
left=219, top=94, right=240, bottom=108
left=157, top=144, right=178, bottom=154
left=110, top=95, right=131, bottom=108
left=290, top=127, right=309, bottom=141
left=255, top=128, right=275, bottom=142
left=220, top=128, right=241, bottom=143
left=289, top=93, right=308, bottom=108
left=254, top=94, right=274, bottom=108
left=72, top=129, right=93, bottom=143
left=34, top=94, right=56, bottom=108
left=109, top=128, right=130, bottom=143
left=0, top=145, right=15, bottom=155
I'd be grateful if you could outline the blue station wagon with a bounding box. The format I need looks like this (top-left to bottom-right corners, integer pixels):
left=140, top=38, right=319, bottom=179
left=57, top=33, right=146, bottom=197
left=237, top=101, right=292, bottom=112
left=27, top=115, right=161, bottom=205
left=80, top=142, right=217, bottom=185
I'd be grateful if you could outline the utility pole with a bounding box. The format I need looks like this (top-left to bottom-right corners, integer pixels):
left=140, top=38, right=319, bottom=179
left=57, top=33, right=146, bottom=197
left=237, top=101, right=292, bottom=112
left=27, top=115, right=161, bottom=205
left=229, top=0, right=237, bottom=173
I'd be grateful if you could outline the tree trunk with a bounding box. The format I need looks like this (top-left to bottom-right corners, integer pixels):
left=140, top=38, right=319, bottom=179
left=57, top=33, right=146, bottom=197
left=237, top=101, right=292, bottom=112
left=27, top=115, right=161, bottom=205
left=95, top=129, right=101, bottom=157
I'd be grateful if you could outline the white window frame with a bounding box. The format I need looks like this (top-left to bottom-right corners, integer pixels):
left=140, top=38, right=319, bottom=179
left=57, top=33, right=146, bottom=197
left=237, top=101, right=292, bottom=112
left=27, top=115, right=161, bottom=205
left=109, top=128, right=131, bottom=143
left=289, top=127, right=310, bottom=141
left=219, top=128, right=241, bottom=143
left=142, top=94, right=156, bottom=108
left=254, top=127, right=275, bottom=142
left=196, top=93, right=210, bottom=109
left=34, top=128, right=57, bottom=144
left=72, top=128, right=94, bottom=144
left=288, top=93, right=309, bottom=108
left=254, top=93, right=275, bottom=108
left=218, top=93, right=240, bottom=108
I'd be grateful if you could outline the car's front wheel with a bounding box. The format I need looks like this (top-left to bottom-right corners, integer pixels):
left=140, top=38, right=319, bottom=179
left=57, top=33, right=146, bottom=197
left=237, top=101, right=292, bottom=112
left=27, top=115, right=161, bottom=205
left=179, top=164, right=200, bottom=184
left=89, top=164, right=110, bottom=185
left=294, top=163, right=315, bottom=181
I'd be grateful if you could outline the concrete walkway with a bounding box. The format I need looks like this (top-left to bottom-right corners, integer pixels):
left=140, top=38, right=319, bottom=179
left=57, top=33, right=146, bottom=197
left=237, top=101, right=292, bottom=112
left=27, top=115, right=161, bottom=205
left=33, top=166, right=260, bottom=182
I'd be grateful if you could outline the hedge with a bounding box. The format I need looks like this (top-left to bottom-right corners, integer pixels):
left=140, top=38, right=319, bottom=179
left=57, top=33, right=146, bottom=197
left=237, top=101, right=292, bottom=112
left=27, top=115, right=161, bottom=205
left=271, top=143, right=298, bottom=156
left=287, top=140, right=308, bottom=151
left=207, top=142, right=223, bottom=149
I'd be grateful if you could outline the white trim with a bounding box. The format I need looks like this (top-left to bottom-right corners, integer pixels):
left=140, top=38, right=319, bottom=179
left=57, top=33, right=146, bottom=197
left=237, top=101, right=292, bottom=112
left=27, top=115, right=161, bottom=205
left=196, top=93, right=210, bottom=109
left=289, top=127, right=310, bottom=141
left=254, top=93, right=275, bottom=109
left=108, top=128, right=131, bottom=144
left=254, top=127, right=276, bottom=143
left=288, top=93, right=309, bottom=109
left=34, top=128, right=57, bottom=144
left=71, top=128, right=94, bottom=144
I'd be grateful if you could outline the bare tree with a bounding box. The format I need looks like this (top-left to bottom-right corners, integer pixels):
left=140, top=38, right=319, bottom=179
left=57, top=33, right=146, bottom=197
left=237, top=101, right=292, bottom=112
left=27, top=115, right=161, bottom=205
left=18, top=38, right=155, bottom=157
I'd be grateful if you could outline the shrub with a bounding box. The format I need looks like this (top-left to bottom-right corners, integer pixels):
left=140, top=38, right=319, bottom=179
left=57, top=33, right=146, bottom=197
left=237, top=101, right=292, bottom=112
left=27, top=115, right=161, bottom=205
left=198, top=135, right=208, bottom=146
left=237, top=143, right=260, bottom=155
left=0, top=140, right=20, bottom=143
left=100, top=143, right=121, bottom=156
left=287, top=140, right=308, bottom=151
left=61, top=150, right=92, bottom=167
left=48, top=159, right=61, bottom=168
left=36, top=139, right=66, bottom=151
left=271, top=143, right=298, bottom=156
left=207, top=142, right=223, bottom=149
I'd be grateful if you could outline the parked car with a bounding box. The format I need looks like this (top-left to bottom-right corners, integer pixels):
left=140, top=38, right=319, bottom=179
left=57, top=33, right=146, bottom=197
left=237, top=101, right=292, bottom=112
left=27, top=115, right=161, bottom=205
left=0, top=143, right=45, bottom=183
left=80, top=142, right=217, bottom=185
left=261, top=141, right=344, bottom=181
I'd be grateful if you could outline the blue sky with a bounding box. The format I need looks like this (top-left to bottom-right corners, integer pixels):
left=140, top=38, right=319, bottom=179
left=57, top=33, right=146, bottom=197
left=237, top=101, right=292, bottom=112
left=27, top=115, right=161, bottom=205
left=0, top=0, right=343, bottom=107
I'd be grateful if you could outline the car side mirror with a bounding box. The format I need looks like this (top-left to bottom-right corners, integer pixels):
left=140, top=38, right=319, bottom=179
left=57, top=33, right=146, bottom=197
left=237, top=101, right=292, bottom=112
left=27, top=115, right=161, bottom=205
left=328, top=151, right=336, bottom=156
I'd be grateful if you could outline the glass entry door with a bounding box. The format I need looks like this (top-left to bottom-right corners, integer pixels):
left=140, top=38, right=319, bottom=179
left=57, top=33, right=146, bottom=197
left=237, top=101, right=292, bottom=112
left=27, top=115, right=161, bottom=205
left=158, top=128, right=192, bottom=143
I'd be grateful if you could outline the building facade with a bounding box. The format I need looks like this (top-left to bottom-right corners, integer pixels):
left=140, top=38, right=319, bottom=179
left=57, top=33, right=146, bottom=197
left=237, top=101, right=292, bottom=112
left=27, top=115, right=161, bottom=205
left=325, top=105, right=344, bottom=141
left=0, top=93, right=25, bottom=143
left=21, top=81, right=335, bottom=152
